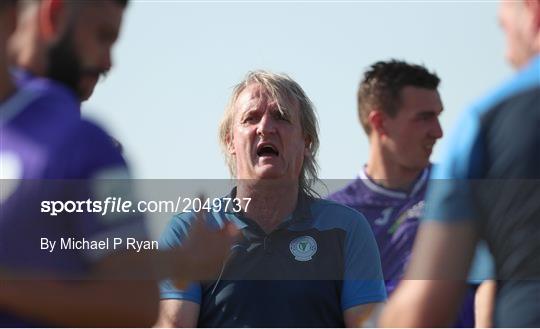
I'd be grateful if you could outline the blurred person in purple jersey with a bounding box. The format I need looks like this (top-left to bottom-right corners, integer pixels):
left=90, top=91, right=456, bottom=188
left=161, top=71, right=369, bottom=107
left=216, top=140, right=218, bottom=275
left=328, top=59, right=492, bottom=327
left=380, top=1, right=540, bottom=327
left=0, top=0, right=237, bottom=326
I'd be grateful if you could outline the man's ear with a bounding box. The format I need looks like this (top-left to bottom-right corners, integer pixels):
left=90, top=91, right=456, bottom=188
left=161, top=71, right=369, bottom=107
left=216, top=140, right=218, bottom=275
left=368, top=110, right=387, bottom=137
left=225, top=132, right=235, bottom=155
left=304, top=136, right=312, bottom=156
left=39, top=0, right=65, bottom=41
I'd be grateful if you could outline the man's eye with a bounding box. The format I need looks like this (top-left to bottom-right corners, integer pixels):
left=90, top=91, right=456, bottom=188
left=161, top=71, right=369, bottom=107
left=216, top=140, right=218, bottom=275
left=275, top=112, right=290, bottom=122
left=419, top=113, right=434, bottom=121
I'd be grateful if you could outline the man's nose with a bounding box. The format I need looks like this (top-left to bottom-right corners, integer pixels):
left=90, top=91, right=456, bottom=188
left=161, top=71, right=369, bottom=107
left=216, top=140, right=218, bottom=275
left=256, top=113, right=276, bottom=136
left=430, top=118, right=443, bottom=139
left=101, top=49, right=113, bottom=73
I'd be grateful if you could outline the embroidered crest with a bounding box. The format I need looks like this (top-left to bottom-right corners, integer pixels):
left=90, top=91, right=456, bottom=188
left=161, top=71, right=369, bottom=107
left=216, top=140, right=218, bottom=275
left=289, top=236, right=317, bottom=261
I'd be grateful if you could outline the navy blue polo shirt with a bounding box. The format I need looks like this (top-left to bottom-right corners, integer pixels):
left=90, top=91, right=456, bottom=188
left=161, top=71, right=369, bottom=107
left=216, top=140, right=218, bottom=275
left=160, top=191, right=386, bottom=327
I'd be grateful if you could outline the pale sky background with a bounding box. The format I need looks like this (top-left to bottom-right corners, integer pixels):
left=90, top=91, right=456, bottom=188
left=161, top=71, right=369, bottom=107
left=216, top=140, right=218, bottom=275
left=84, top=0, right=513, bottom=180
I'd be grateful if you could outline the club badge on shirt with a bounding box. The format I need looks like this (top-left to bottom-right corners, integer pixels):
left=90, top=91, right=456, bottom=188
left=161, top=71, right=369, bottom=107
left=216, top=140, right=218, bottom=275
left=290, top=236, right=317, bottom=261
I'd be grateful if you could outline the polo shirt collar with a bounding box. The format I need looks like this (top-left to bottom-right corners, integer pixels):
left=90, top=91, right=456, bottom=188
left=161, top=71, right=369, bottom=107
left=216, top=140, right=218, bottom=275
left=223, top=187, right=313, bottom=227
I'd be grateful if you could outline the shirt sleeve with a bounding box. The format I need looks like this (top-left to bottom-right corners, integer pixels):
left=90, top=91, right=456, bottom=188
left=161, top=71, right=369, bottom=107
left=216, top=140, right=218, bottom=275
left=341, top=211, right=387, bottom=311
left=468, top=241, right=496, bottom=283
left=158, top=213, right=202, bottom=304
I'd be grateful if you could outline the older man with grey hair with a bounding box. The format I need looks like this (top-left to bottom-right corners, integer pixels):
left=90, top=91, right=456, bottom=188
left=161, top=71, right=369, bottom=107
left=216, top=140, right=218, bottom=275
left=157, top=70, right=387, bottom=328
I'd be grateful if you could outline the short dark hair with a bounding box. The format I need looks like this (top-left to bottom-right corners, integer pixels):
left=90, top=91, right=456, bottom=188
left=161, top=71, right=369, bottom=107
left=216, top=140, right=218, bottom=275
left=357, top=59, right=440, bottom=134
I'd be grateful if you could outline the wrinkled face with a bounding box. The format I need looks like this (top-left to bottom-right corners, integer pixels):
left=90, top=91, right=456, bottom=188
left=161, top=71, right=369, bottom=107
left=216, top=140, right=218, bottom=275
left=381, top=86, right=443, bottom=171
left=47, top=1, right=124, bottom=101
left=498, top=1, right=534, bottom=69
left=227, top=84, right=308, bottom=182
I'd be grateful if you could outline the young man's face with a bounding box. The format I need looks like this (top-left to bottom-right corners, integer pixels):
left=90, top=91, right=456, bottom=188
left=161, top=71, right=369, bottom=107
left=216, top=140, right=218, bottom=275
left=47, top=1, right=124, bottom=101
left=227, top=84, right=308, bottom=182
left=381, top=86, right=443, bottom=171
left=498, top=0, right=535, bottom=69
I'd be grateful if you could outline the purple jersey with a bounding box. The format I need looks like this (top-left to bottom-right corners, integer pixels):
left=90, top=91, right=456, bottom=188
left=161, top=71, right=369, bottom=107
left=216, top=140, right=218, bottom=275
left=0, top=76, right=146, bottom=326
left=327, top=167, right=429, bottom=294
left=328, top=166, right=477, bottom=327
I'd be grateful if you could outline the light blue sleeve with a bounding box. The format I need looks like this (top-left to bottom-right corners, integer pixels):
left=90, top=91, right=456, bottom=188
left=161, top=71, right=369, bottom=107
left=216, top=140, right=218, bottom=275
left=158, top=213, right=202, bottom=304
left=468, top=241, right=495, bottom=283
left=341, top=210, right=387, bottom=311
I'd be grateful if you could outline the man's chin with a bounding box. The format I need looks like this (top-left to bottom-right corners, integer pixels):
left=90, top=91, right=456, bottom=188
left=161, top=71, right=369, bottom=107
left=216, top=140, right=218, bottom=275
left=406, top=157, right=430, bottom=172
left=252, top=166, right=289, bottom=180
left=415, top=160, right=430, bottom=171
left=255, top=171, right=283, bottom=180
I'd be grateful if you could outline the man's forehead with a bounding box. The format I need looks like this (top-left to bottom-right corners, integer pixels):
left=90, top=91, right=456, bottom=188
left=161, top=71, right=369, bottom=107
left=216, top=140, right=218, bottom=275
left=399, top=86, right=442, bottom=110
left=235, top=83, right=299, bottom=112
left=238, top=84, right=273, bottom=103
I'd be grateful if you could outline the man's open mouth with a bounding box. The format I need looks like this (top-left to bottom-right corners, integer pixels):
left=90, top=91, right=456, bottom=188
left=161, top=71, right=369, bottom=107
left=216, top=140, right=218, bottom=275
left=256, top=143, right=279, bottom=157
